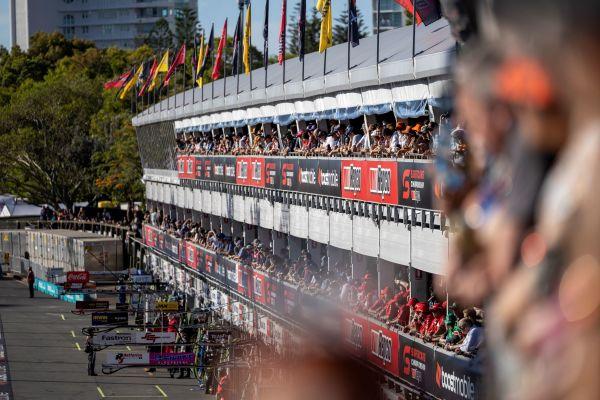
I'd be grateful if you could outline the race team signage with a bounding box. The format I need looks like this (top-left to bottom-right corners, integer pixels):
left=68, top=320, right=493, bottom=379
left=104, top=351, right=195, bottom=367
left=93, top=331, right=176, bottom=346
left=91, top=311, right=128, bottom=326
left=154, top=301, right=179, bottom=312
left=75, top=300, right=109, bottom=310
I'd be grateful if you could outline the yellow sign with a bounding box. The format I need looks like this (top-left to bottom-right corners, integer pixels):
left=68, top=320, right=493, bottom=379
left=2, top=233, right=9, bottom=241
left=155, top=301, right=179, bottom=312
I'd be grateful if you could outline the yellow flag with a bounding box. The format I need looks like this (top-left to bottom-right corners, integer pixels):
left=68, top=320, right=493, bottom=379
left=243, top=3, right=251, bottom=75
left=119, top=63, right=143, bottom=100
left=316, top=0, right=333, bottom=53
left=196, top=35, right=205, bottom=87
left=148, top=50, right=169, bottom=91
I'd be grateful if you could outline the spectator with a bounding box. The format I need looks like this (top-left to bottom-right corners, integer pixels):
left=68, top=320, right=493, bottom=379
left=447, top=318, right=483, bottom=355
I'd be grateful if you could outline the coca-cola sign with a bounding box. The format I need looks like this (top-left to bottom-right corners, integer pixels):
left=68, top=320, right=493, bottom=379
left=67, top=271, right=89, bottom=284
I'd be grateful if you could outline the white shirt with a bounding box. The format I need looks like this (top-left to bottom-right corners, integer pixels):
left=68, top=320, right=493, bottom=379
left=459, top=326, right=483, bottom=353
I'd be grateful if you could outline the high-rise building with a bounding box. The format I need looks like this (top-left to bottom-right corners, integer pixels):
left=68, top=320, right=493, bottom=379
left=9, top=0, right=196, bottom=51
left=371, top=0, right=406, bottom=34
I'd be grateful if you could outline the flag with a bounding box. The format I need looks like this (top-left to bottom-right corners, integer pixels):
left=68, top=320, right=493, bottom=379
left=212, top=19, right=228, bottom=80
left=349, top=0, right=360, bottom=47
left=316, top=0, right=333, bottom=53
left=149, top=50, right=169, bottom=91
left=394, top=0, right=422, bottom=24
left=119, top=64, right=142, bottom=100
left=413, top=0, right=442, bottom=26
left=192, top=34, right=200, bottom=81
left=199, top=24, right=215, bottom=80
left=231, top=13, right=242, bottom=75
left=103, top=70, right=132, bottom=90
left=135, top=59, right=153, bottom=97
left=163, top=43, right=186, bottom=87
left=277, top=0, right=286, bottom=65
left=263, top=0, right=269, bottom=67
left=138, top=57, right=157, bottom=96
left=195, top=34, right=205, bottom=86
left=243, top=1, right=251, bottom=74
left=298, top=0, right=307, bottom=61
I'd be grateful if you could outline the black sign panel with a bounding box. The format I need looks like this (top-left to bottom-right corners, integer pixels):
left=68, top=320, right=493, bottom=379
left=115, top=303, right=129, bottom=311
left=264, top=157, right=280, bottom=189
left=91, top=311, right=128, bottom=326
left=398, top=334, right=482, bottom=400
left=75, top=300, right=109, bottom=310
left=317, top=159, right=342, bottom=197
left=397, top=160, right=438, bottom=210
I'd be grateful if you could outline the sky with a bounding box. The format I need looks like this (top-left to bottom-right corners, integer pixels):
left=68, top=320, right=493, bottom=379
left=0, top=0, right=374, bottom=53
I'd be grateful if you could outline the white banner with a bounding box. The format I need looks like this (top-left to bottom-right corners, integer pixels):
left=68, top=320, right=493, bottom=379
left=93, top=332, right=176, bottom=346
left=104, top=351, right=149, bottom=366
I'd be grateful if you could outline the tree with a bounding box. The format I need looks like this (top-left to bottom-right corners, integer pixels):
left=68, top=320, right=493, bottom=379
left=175, top=7, right=200, bottom=49
left=332, top=7, right=368, bottom=45
left=287, top=3, right=321, bottom=56
left=144, top=18, right=174, bottom=52
left=0, top=69, right=103, bottom=209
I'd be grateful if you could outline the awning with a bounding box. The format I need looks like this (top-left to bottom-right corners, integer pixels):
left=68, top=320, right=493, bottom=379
left=314, top=96, right=338, bottom=120
left=245, top=107, right=264, bottom=126
left=391, top=81, right=429, bottom=118
left=335, top=91, right=363, bottom=120
left=294, top=100, right=317, bottom=121
left=273, top=102, right=296, bottom=125
left=361, top=87, right=393, bottom=115
left=231, top=109, right=248, bottom=128
left=427, top=77, right=453, bottom=111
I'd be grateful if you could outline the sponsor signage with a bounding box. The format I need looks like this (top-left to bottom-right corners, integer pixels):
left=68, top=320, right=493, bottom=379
left=75, top=300, right=109, bottom=310
left=66, top=271, right=89, bottom=284
left=104, top=351, right=149, bottom=366
left=176, top=155, right=441, bottom=210
left=154, top=301, right=179, bottom=312
left=131, top=274, right=153, bottom=284
left=91, top=311, right=128, bottom=326
left=149, top=352, right=195, bottom=366
left=93, top=332, right=176, bottom=346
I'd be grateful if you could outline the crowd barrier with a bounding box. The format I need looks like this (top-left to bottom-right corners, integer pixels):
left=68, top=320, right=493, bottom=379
left=143, top=224, right=481, bottom=399
left=176, top=155, right=441, bottom=210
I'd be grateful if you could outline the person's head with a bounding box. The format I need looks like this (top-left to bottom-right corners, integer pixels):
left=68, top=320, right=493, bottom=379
left=458, top=317, right=473, bottom=334
left=28, top=267, right=32, bottom=272
left=463, top=307, right=477, bottom=321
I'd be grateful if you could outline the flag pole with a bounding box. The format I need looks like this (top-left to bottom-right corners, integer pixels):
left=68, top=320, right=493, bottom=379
left=411, top=0, right=417, bottom=59
left=376, top=0, right=381, bottom=65
left=183, top=43, right=187, bottom=107
left=323, top=49, right=327, bottom=76
left=347, top=0, right=351, bottom=74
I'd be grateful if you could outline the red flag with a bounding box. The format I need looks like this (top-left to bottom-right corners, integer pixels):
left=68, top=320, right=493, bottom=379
left=394, top=0, right=422, bottom=24
left=103, top=70, right=132, bottom=90
left=278, top=0, right=287, bottom=65
left=138, top=57, right=158, bottom=96
left=212, top=19, right=228, bottom=80
left=163, top=43, right=186, bottom=87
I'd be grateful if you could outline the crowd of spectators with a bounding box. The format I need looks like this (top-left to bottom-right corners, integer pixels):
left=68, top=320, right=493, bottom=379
left=39, top=205, right=144, bottom=236
left=175, top=118, right=468, bottom=159
left=146, top=211, right=483, bottom=357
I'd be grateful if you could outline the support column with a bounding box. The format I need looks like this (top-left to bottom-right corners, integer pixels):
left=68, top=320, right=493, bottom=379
left=409, top=267, right=428, bottom=302
left=243, top=224, right=257, bottom=245
left=288, top=236, right=303, bottom=261
left=257, top=227, right=272, bottom=250
left=232, top=221, right=244, bottom=242
left=209, top=215, right=221, bottom=232
left=272, top=230, right=288, bottom=259
left=351, top=251, right=368, bottom=280
left=377, top=258, right=397, bottom=293
left=276, top=124, right=287, bottom=148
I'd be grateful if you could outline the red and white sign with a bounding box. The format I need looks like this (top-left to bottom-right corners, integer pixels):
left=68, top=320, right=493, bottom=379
left=67, top=271, right=89, bottom=284
left=340, top=159, right=399, bottom=205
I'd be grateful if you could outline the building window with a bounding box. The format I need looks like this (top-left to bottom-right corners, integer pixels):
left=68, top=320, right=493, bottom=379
left=63, top=0, right=74, bottom=4
left=119, top=9, right=129, bottom=17
left=62, top=27, right=75, bottom=38
left=162, top=8, right=168, bottom=17
left=82, top=26, right=89, bottom=34
left=120, top=25, right=130, bottom=32
left=82, top=11, right=88, bottom=19
left=102, top=25, right=113, bottom=35
left=63, top=15, right=74, bottom=25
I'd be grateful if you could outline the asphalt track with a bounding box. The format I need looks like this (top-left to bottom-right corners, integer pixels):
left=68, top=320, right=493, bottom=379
left=0, top=279, right=211, bottom=400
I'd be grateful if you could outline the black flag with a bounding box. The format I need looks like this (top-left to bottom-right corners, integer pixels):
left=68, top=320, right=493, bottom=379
left=298, top=0, right=307, bottom=61
left=231, top=12, right=242, bottom=75
left=349, top=0, right=360, bottom=47
left=414, top=0, right=442, bottom=26
left=263, top=0, right=269, bottom=67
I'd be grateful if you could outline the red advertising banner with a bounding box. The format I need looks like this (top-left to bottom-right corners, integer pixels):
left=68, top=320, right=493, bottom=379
left=185, top=242, right=198, bottom=270
left=252, top=270, right=268, bottom=305
left=67, top=271, right=89, bottom=284
left=236, top=156, right=266, bottom=187
left=340, top=159, right=399, bottom=205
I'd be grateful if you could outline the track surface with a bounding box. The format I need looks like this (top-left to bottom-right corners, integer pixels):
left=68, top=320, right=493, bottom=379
left=0, top=279, right=210, bottom=400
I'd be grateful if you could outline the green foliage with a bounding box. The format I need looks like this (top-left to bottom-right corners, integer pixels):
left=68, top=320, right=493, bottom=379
left=0, top=32, right=145, bottom=208
left=287, top=3, right=321, bottom=56
left=175, top=7, right=201, bottom=48
left=332, top=6, right=368, bottom=45
left=144, top=18, right=174, bottom=52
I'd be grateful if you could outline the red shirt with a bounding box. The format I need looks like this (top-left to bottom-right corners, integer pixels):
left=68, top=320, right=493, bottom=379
left=418, top=314, right=433, bottom=335
left=395, top=305, right=410, bottom=326
left=384, top=299, right=399, bottom=319
left=426, top=315, right=445, bottom=336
